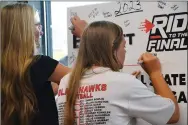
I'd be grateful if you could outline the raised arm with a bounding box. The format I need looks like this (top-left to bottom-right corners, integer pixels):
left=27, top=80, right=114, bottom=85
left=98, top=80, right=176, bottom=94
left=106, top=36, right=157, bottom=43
left=138, top=52, right=180, bottom=124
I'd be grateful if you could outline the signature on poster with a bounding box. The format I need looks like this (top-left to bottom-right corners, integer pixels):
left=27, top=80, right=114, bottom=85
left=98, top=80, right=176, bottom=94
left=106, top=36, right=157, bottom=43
left=69, top=52, right=76, bottom=65
left=114, top=0, right=143, bottom=17
left=70, top=10, right=77, bottom=17
left=103, top=11, right=112, bottom=18
left=171, top=4, right=179, bottom=11
left=88, top=8, right=99, bottom=18
left=124, top=20, right=130, bottom=27
left=157, top=0, right=166, bottom=9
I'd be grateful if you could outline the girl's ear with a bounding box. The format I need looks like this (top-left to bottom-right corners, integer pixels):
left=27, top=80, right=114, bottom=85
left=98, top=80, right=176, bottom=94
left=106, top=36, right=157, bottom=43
left=114, top=50, right=124, bottom=69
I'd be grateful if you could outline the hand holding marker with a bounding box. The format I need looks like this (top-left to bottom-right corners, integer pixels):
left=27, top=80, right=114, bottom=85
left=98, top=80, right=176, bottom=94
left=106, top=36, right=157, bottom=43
left=68, top=16, right=88, bottom=38
left=138, top=53, right=157, bottom=64
left=68, top=15, right=75, bottom=31
left=138, top=52, right=161, bottom=92
left=68, top=25, right=75, bottom=31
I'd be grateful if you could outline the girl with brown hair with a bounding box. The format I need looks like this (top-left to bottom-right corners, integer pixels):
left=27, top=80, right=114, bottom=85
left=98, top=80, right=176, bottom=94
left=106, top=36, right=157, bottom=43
left=57, top=18, right=179, bottom=125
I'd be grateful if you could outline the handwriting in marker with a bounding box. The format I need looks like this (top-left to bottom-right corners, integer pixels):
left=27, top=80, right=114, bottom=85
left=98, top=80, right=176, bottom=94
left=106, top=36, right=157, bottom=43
left=114, top=0, right=143, bottom=17
left=88, top=8, right=99, bottom=18
left=103, top=11, right=112, bottom=18
left=157, top=0, right=166, bottom=9
left=124, top=20, right=130, bottom=27
left=171, top=5, right=179, bottom=11
left=69, top=52, right=76, bottom=65
left=70, top=10, right=77, bottom=17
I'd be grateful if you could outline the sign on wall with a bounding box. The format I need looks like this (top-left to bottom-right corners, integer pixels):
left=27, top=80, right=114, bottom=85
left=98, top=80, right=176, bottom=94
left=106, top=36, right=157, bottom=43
left=67, top=1, right=187, bottom=125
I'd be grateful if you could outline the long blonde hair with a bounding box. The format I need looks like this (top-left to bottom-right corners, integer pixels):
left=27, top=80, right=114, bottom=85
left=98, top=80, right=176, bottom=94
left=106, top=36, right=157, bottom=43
left=64, top=21, right=123, bottom=125
left=1, top=3, right=38, bottom=125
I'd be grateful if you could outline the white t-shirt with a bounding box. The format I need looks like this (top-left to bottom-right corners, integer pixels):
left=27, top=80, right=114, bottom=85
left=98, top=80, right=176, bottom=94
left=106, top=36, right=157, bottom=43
left=57, top=67, right=175, bottom=125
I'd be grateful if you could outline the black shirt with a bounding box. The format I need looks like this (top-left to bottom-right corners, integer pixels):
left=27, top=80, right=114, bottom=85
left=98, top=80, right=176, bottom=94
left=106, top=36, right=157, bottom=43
left=30, top=55, right=59, bottom=125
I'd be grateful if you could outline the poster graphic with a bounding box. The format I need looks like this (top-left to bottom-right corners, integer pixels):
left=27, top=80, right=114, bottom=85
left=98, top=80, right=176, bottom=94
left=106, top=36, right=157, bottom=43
left=65, top=1, right=187, bottom=125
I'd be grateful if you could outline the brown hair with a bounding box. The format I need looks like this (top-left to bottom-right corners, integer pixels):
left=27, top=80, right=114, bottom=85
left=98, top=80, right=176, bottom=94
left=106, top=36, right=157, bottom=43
left=64, top=21, right=123, bottom=125
left=1, top=3, right=38, bottom=125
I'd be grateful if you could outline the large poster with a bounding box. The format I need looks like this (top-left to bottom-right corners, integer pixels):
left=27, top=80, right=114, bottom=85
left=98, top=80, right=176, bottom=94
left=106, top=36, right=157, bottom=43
left=67, top=1, right=187, bottom=125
